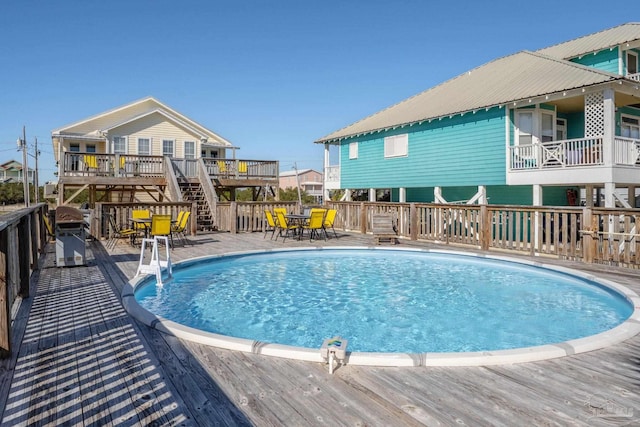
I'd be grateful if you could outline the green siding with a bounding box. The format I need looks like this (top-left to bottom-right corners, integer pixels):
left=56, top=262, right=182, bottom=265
left=570, top=48, right=619, bottom=74
left=340, top=108, right=506, bottom=189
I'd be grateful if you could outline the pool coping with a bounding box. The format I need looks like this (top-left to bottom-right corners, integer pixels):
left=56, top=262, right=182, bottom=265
left=122, top=246, right=640, bottom=367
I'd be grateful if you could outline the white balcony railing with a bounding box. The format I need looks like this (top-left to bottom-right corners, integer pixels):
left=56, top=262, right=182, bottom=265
left=510, top=136, right=640, bottom=170
left=627, top=72, right=640, bottom=82
left=325, top=165, right=340, bottom=185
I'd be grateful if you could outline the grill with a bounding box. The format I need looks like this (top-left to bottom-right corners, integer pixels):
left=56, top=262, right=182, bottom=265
left=55, top=206, right=86, bottom=267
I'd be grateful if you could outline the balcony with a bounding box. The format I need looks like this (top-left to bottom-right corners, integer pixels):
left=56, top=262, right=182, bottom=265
left=508, top=136, right=640, bottom=185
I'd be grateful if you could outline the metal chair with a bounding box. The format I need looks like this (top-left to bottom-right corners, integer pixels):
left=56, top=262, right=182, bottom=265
left=150, top=214, right=174, bottom=249
left=171, top=211, right=191, bottom=246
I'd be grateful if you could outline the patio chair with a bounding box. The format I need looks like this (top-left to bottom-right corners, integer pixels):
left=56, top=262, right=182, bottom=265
left=275, top=210, right=299, bottom=242
left=171, top=211, right=191, bottom=246
left=105, top=212, right=138, bottom=250
left=132, top=209, right=151, bottom=236
left=323, top=209, right=338, bottom=238
left=303, top=210, right=327, bottom=241
left=264, top=210, right=278, bottom=240
left=150, top=214, right=174, bottom=248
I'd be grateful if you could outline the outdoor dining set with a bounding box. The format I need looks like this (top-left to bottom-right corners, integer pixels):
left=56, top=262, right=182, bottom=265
left=106, top=208, right=191, bottom=250
left=264, top=207, right=338, bottom=242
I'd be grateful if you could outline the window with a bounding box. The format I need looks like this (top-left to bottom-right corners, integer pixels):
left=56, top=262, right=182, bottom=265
left=349, top=142, right=358, bottom=159
left=138, top=138, right=151, bottom=155
left=515, top=111, right=534, bottom=145
left=184, top=141, right=195, bottom=159
left=70, top=143, right=80, bottom=171
left=86, top=144, right=96, bottom=153
left=384, top=134, right=408, bottom=158
left=113, top=136, right=126, bottom=154
left=626, top=51, right=638, bottom=76
left=621, top=115, right=640, bottom=139
left=163, top=139, right=174, bottom=157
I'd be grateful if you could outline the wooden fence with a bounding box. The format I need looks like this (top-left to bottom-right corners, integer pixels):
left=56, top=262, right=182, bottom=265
left=0, top=204, right=48, bottom=357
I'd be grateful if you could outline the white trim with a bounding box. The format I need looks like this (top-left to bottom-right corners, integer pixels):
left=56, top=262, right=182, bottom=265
left=349, top=142, right=358, bottom=159
left=384, top=134, right=408, bottom=158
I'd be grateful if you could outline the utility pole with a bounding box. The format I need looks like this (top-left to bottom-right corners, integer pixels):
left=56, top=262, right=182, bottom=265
left=18, top=126, right=29, bottom=207
left=34, top=137, right=40, bottom=204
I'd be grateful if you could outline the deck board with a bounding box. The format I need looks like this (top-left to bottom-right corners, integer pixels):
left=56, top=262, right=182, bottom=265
left=1, top=231, right=639, bottom=426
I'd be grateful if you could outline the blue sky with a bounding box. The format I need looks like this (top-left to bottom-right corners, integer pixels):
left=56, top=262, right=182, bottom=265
left=0, top=1, right=634, bottom=183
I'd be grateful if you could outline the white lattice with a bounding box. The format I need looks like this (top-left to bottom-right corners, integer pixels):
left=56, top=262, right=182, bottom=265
left=584, top=91, right=605, bottom=137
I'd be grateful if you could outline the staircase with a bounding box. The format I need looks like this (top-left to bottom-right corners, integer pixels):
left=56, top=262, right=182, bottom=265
left=179, top=182, right=215, bottom=231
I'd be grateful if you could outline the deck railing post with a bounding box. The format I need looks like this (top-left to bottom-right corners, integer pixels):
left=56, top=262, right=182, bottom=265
left=0, top=228, right=10, bottom=356
left=410, top=203, right=418, bottom=241
left=480, top=205, right=490, bottom=251
left=360, top=202, right=367, bottom=235
left=230, top=202, right=238, bottom=234
left=18, top=217, right=30, bottom=298
left=583, top=207, right=594, bottom=264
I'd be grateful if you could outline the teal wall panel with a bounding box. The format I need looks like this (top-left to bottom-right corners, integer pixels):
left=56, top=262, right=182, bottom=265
left=570, top=48, right=619, bottom=74
left=340, top=108, right=506, bottom=189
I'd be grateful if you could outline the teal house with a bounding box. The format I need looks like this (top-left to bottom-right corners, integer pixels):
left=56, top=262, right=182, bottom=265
left=316, top=23, right=640, bottom=207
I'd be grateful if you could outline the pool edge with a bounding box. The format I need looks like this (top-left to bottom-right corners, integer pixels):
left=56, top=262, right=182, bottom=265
left=122, top=247, right=640, bottom=368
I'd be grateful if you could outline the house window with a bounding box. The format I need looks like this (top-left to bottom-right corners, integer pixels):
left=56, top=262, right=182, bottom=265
left=184, top=141, right=195, bottom=159
left=86, top=144, right=96, bottom=153
left=626, top=51, right=638, bottom=76
left=163, top=139, right=174, bottom=157
left=515, top=111, right=534, bottom=145
left=621, top=115, right=640, bottom=139
left=70, top=143, right=80, bottom=171
left=113, top=136, right=126, bottom=154
left=349, top=142, right=358, bottom=159
left=138, top=138, right=151, bottom=155
left=384, top=134, right=408, bottom=158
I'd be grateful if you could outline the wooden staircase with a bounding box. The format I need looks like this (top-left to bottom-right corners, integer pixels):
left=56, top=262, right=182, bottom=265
left=179, top=182, right=215, bottom=231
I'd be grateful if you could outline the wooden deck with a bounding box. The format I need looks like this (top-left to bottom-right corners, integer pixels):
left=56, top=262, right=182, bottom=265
left=1, top=231, right=640, bottom=426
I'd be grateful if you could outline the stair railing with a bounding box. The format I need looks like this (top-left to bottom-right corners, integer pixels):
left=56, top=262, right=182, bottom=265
left=197, top=158, right=219, bottom=229
left=165, top=157, right=183, bottom=202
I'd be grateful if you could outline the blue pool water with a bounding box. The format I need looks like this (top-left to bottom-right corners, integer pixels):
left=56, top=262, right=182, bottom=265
left=134, top=249, right=633, bottom=353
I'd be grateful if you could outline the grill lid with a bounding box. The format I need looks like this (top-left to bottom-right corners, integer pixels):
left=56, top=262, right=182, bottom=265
left=55, top=206, right=84, bottom=223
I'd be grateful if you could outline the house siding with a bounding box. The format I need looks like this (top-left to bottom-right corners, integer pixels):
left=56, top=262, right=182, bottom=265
left=340, top=108, right=506, bottom=189
left=570, top=48, right=619, bottom=74
left=108, top=112, right=202, bottom=157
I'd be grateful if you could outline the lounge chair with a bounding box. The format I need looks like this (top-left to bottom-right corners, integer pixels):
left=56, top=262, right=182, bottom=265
left=105, top=212, right=138, bottom=250
left=372, top=213, right=398, bottom=245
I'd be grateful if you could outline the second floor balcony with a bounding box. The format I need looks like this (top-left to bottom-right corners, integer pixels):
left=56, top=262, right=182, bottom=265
left=508, top=135, right=640, bottom=185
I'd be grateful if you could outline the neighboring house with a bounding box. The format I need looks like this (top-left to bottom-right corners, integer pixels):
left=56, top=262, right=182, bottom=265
left=316, top=23, right=640, bottom=208
left=0, top=160, right=34, bottom=184
left=51, top=97, right=278, bottom=229
left=279, top=169, right=323, bottom=204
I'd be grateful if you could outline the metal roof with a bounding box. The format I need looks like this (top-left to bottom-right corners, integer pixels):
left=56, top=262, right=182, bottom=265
left=315, top=51, right=621, bottom=143
left=537, top=22, right=640, bottom=60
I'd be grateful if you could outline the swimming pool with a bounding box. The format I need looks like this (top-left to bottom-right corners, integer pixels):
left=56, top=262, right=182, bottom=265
left=123, top=247, right=640, bottom=367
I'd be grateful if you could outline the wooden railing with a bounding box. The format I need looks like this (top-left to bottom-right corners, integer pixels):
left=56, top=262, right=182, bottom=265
left=0, top=204, right=49, bottom=357
left=214, top=201, right=639, bottom=268
left=510, top=137, right=605, bottom=169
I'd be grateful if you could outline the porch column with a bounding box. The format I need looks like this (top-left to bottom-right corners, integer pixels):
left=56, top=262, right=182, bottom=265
left=629, top=186, right=637, bottom=208
left=603, top=88, right=616, bottom=166
left=533, top=184, right=542, bottom=250
left=368, top=188, right=376, bottom=202
left=323, top=144, right=331, bottom=204
left=585, top=185, right=594, bottom=207
left=604, top=182, right=615, bottom=208
left=399, top=187, right=406, bottom=203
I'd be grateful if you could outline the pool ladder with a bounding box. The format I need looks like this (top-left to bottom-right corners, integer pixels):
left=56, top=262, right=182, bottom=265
left=135, top=236, right=172, bottom=285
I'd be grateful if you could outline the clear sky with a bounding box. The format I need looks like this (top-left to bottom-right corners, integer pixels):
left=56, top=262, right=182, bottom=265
left=0, top=1, right=634, bottom=183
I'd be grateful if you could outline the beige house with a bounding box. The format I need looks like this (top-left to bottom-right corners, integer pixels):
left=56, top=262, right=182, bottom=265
left=279, top=169, right=323, bottom=204
left=51, top=97, right=278, bottom=229
left=1, top=160, right=34, bottom=184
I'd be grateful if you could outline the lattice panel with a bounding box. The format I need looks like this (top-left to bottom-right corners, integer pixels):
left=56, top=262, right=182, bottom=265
left=584, top=91, right=604, bottom=137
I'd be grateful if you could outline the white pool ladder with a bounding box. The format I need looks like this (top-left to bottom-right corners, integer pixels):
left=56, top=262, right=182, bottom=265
left=135, top=236, right=172, bottom=285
